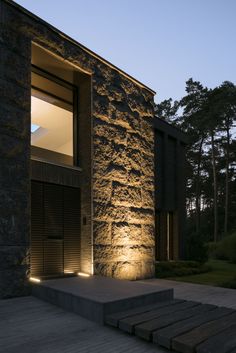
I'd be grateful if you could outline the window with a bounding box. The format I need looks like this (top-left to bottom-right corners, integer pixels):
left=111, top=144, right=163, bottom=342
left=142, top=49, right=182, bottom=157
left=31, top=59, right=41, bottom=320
left=31, top=66, right=78, bottom=166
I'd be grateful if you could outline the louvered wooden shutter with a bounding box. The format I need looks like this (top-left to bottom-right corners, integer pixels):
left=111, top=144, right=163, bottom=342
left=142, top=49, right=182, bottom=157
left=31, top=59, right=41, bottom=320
left=31, top=181, right=81, bottom=276
left=31, top=181, right=44, bottom=276
left=63, top=186, right=81, bottom=273
left=43, top=183, right=63, bottom=275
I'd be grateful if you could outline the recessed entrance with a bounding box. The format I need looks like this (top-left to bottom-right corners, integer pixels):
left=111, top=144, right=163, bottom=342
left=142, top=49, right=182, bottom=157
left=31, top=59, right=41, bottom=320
left=31, top=181, right=81, bottom=277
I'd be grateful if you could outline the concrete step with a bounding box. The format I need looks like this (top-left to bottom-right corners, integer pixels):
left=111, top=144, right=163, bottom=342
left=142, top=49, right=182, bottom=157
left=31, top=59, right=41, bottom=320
left=32, top=275, right=173, bottom=324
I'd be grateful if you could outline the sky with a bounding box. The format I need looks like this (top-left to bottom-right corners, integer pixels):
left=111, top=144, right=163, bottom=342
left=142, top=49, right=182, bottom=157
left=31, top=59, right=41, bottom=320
left=15, top=0, right=236, bottom=103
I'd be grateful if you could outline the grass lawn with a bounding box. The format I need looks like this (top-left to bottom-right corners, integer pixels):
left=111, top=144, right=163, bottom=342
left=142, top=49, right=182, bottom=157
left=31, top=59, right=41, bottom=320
left=168, top=259, right=236, bottom=288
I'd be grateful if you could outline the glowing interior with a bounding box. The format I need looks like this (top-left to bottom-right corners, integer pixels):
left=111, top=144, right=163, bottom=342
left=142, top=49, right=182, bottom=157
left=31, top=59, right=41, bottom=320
left=31, top=96, right=73, bottom=156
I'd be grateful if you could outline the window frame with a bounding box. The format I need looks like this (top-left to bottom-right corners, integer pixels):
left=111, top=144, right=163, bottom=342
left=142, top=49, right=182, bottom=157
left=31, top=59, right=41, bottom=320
left=31, top=65, right=79, bottom=167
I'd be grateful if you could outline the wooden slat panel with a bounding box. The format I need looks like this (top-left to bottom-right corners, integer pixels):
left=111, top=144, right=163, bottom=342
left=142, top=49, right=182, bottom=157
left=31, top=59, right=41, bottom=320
left=63, top=186, right=81, bottom=273
left=119, top=300, right=187, bottom=334
left=196, top=323, right=236, bottom=353
left=172, top=311, right=236, bottom=353
left=31, top=181, right=44, bottom=276
left=168, top=211, right=174, bottom=260
left=154, top=306, right=230, bottom=349
left=44, top=183, right=63, bottom=240
left=31, top=181, right=81, bottom=277
left=44, top=183, right=63, bottom=275
left=105, top=300, right=182, bottom=328
left=159, top=211, right=167, bottom=260
left=44, top=239, right=63, bottom=275
left=135, top=303, right=211, bottom=341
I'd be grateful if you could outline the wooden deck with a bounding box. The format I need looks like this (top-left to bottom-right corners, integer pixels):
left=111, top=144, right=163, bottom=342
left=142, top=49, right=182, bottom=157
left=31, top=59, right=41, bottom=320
left=1, top=278, right=236, bottom=353
left=0, top=296, right=167, bottom=353
left=106, top=299, right=236, bottom=353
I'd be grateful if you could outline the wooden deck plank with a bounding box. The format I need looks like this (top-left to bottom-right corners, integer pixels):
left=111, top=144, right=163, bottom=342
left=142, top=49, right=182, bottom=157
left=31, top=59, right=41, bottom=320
left=0, top=296, right=168, bottom=353
left=135, top=303, right=214, bottom=341
left=172, top=311, right=236, bottom=353
left=196, top=324, right=236, bottom=353
left=119, top=300, right=198, bottom=334
left=105, top=299, right=183, bottom=327
left=154, top=306, right=232, bottom=349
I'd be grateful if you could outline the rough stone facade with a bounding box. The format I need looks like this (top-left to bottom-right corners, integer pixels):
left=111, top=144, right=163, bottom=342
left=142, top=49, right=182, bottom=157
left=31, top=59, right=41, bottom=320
left=93, top=79, right=155, bottom=279
left=0, top=0, right=31, bottom=297
left=0, top=0, right=155, bottom=297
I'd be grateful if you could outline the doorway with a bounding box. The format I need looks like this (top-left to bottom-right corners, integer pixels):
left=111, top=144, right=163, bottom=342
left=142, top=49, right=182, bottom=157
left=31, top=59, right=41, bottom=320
left=31, top=181, right=81, bottom=277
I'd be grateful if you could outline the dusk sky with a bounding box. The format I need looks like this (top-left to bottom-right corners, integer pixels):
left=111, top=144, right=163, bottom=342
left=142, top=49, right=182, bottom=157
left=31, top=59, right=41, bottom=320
left=15, top=0, right=236, bottom=103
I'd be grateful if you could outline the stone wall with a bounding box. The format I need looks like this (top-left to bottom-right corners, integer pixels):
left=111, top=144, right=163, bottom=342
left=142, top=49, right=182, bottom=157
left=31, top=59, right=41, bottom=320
left=0, top=0, right=31, bottom=297
left=0, top=0, right=155, bottom=297
left=92, top=70, right=155, bottom=279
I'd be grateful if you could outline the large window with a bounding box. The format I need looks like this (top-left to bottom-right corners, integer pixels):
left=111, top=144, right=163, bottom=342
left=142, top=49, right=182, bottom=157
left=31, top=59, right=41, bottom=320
left=31, top=66, right=77, bottom=166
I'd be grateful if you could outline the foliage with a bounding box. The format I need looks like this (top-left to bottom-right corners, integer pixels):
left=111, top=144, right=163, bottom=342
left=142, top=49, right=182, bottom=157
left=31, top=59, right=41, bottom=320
left=155, top=260, right=210, bottom=278
left=220, top=276, right=236, bottom=289
left=167, top=260, right=236, bottom=288
left=155, top=79, right=236, bottom=247
left=185, top=231, right=209, bottom=263
left=209, top=232, right=236, bottom=263
left=208, top=242, right=220, bottom=259
left=154, top=98, right=179, bottom=123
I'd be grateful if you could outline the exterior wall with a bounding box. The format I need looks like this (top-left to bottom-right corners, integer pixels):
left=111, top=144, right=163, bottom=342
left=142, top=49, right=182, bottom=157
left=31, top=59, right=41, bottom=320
left=93, top=72, right=155, bottom=280
left=0, top=0, right=155, bottom=297
left=154, top=118, right=187, bottom=261
left=0, top=0, right=31, bottom=297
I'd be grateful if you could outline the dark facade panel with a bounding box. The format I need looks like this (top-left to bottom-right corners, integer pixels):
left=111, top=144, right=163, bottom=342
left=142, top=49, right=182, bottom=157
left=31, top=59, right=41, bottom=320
left=165, top=136, right=177, bottom=211
left=154, top=117, right=187, bottom=260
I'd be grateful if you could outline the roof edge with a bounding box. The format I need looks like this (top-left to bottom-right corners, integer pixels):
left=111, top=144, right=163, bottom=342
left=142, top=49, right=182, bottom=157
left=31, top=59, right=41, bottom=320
left=6, top=0, right=156, bottom=95
left=154, top=116, right=188, bottom=144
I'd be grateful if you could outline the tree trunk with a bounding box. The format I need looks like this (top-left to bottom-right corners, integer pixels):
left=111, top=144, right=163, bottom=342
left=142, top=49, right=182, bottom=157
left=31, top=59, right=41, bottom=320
left=224, top=118, right=230, bottom=235
left=211, top=132, right=218, bottom=242
left=195, top=137, right=204, bottom=232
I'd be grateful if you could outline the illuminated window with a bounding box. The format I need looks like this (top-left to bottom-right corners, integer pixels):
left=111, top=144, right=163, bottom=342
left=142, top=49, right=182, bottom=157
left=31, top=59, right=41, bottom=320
left=31, top=66, right=77, bottom=166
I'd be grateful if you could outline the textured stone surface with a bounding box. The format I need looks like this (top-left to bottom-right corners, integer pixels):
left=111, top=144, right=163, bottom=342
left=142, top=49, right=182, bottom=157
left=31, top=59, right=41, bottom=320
left=112, top=222, right=142, bottom=245
left=0, top=267, right=30, bottom=298
left=111, top=182, right=142, bottom=207
left=0, top=1, right=31, bottom=298
left=94, top=221, right=112, bottom=245
left=91, top=33, right=155, bottom=279
left=94, top=245, right=154, bottom=263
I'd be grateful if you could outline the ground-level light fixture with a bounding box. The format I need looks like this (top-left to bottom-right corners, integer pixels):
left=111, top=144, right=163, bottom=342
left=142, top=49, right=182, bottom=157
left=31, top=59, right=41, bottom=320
left=29, top=277, right=41, bottom=283
left=77, top=272, right=90, bottom=277
left=64, top=270, right=74, bottom=274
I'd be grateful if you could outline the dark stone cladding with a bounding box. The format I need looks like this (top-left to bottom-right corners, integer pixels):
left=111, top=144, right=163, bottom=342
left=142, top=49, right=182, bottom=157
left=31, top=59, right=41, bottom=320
left=0, top=0, right=31, bottom=298
left=0, top=0, right=155, bottom=297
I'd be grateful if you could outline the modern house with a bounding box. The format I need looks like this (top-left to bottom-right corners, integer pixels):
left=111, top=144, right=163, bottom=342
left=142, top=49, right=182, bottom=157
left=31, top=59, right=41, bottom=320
left=0, top=0, right=186, bottom=298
